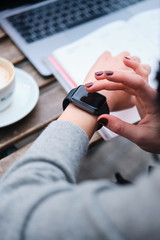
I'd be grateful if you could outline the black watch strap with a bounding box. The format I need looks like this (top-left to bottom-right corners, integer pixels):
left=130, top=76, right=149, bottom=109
left=98, top=102, right=110, bottom=115
left=97, top=102, right=110, bottom=130
left=63, top=88, right=77, bottom=110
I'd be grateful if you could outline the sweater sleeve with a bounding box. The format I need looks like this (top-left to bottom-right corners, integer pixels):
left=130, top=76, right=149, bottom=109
left=0, top=120, right=160, bottom=240
left=1, top=120, right=89, bottom=184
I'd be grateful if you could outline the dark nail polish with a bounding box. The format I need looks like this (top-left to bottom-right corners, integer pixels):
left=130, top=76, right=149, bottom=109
left=95, top=71, right=103, bottom=76
left=124, top=56, right=130, bottom=60
left=105, top=71, right=113, bottom=76
left=85, top=82, right=93, bottom=88
left=98, top=118, right=108, bottom=126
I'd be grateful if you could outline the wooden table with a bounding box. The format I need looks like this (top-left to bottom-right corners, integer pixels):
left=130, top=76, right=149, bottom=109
left=0, top=27, right=102, bottom=177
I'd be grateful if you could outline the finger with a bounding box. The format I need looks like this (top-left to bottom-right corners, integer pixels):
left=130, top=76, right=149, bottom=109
left=95, top=71, right=105, bottom=79
left=95, top=71, right=112, bottom=80
left=131, top=56, right=141, bottom=63
left=92, top=70, right=156, bottom=109
left=98, top=51, right=112, bottom=61
left=117, top=51, right=131, bottom=58
left=105, top=71, right=157, bottom=109
left=85, top=80, right=133, bottom=94
left=141, top=64, right=151, bottom=74
left=135, top=97, right=146, bottom=119
left=103, top=70, right=152, bottom=95
left=97, top=114, right=141, bottom=144
left=98, top=114, right=160, bottom=154
left=94, top=70, right=146, bottom=92
left=123, top=57, right=151, bottom=77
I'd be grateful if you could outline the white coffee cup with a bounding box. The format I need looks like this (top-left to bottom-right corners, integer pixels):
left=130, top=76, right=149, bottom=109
left=0, top=57, right=15, bottom=112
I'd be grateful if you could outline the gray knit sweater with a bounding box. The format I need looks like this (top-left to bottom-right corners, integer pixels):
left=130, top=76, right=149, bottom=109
left=0, top=120, right=160, bottom=240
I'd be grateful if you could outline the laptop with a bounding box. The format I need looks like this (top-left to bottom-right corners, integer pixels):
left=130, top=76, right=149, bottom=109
left=0, top=0, right=159, bottom=77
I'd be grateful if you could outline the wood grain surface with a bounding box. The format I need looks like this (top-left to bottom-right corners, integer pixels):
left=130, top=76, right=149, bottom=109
left=0, top=37, right=25, bottom=64
left=0, top=26, right=102, bottom=176
left=19, top=62, right=55, bottom=88
left=0, top=28, right=6, bottom=39
left=0, top=85, right=67, bottom=151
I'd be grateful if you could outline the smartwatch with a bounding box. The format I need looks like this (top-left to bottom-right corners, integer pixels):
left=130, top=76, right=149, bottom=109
left=63, top=85, right=110, bottom=128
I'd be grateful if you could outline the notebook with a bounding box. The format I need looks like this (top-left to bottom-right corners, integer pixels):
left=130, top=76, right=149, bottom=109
left=0, top=0, right=158, bottom=77
left=45, top=8, right=160, bottom=140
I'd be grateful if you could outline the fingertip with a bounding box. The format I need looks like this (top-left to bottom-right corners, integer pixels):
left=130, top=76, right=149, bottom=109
left=85, top=82, right=93, bottom=88
left=132, top=56, right=141, bottom=63
left=98, top=51, right=111, bottom=61
left=124, top=56, right=131, bottom=60
left=104, top=51, right=111, bottom=57
left=98, top=117, right=108, bottom=127
left=119, top=51, right=131, bottom=58
left=124, top=56, right=141, bottom=63
left=123, top=56, right=139, bottom=69
left=95, top=70, right=114, bottom=80
left=97, top=114, right=109, bottom=126
left=95, top=75, right=105, bottom=80
left=98, top=114, right=126, bottom=136
left=95, top=71, right=106, bottom=80
left=95, top=71, right=103, bottom=77
left=104, top=71, right=114, bottom=76
left=142, top=64, right=151, bottom=75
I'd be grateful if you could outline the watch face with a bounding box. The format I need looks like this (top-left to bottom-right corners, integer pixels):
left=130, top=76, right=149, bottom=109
left=71, top=85, right=106, bottom=114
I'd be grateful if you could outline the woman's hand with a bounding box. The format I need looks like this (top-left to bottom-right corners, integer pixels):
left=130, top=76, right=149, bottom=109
left=84, top=51, right=135, bottom=112
left=85, top=57, right=160, bottom=153
left=59, top=51, right=136, bottom=139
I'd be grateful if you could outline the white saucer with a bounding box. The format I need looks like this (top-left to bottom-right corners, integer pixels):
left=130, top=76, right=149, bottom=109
left=0, top=68, right=39, bottom=128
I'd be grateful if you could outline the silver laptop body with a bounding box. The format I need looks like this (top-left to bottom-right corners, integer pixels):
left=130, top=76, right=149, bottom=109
left=0, top=0, right=159, bottom=77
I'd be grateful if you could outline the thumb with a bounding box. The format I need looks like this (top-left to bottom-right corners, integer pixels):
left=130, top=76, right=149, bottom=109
left=98, top=114, right=138, bottom=143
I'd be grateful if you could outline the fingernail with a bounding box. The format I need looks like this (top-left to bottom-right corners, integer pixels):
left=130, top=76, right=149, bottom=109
left=124, top=56, right=130, bottom=60
left=98, top=118, right=108, bottom=126
left=95, top=71, right=103, bottom=76
left=85, top=82, right=93, bottom=88
left=105, top=71, right=113, bottom=76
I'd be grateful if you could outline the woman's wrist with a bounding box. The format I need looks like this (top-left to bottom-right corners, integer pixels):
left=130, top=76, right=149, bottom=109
left=58, top=103, right=99, bottom=139
left=58, top=89, right=115, bottom=139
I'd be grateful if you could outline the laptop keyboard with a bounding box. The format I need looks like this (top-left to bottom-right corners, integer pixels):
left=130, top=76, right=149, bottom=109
left=7, top=0, right=143, bottom=43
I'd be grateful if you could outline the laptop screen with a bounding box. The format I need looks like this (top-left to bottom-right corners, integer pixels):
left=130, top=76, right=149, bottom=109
left=0, top=0, right=45, bottom=11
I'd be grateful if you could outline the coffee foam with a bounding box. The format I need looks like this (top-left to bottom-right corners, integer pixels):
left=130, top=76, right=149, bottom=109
left=0, top=65, right=11, bottom=89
